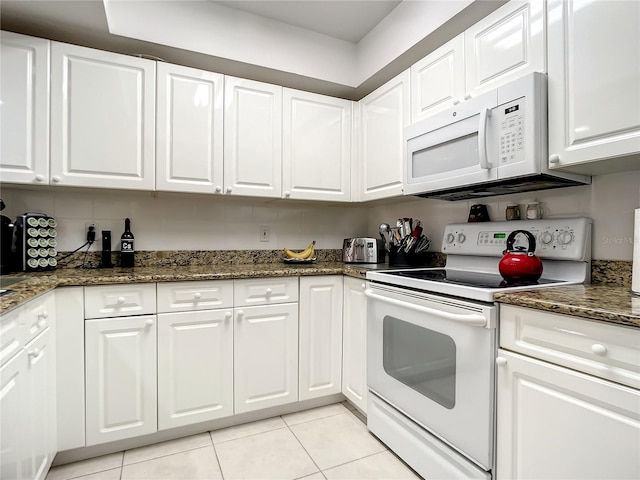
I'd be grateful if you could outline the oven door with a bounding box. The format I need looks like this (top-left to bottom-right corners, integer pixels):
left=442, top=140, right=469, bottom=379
left=366, top=283, right=497, bottom=470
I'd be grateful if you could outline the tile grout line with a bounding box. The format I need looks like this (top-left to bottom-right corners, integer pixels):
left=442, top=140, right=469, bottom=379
left=208, top=430, right=226, bottom=480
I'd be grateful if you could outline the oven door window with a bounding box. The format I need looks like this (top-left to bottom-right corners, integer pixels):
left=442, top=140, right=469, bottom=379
left=383, top=315, right=456, bottom=409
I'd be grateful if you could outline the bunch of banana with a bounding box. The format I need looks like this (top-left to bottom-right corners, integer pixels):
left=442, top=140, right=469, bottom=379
left=284, top=240, right=316, bottom=260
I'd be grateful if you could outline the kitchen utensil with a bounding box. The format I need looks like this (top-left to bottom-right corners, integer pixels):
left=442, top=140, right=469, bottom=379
left=468, top=204, right=490, bottom=222
left=498, top=230, right=543, bottom=282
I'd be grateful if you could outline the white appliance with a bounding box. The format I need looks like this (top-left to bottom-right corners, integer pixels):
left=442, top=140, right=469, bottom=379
left=403, top=73, right=590, bottom=201
left=365, top=217, right=592, bottom=480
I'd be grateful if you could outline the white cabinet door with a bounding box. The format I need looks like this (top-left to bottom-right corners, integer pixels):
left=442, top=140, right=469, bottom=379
left=341, top=277, right=367, bottom=413
left=0, top=32, right=50, bottom=185
left=0, top=350, right=27, bottom=480
left=465, top=0, right=546, bottom=98
left=157, top=309, right=233, bottom=430
left=50, top=42, right=155, bottom=190
left=359, top=70, right=410, bottom=202
left=299, top=276, right=343, bottom=401
left=85, top=315, right=157, bottom=445
left=496, top=349, right=640, bottom=480
left=234, top=303, right=298, bottom=414
left=24, top=329, right=55, bottom=480
left=156, top=63, right=224, bottom=194
left=224, top=76, right=282, bottom=198
left=547, top=0, right=640, bottom=173
left=410, top=35, right=465, bottom=123
left=283, top=89, right=352, bottom=202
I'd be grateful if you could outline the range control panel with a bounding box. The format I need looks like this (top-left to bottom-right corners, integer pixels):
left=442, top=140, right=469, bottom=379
left=442, top=217, right=592, bottom=261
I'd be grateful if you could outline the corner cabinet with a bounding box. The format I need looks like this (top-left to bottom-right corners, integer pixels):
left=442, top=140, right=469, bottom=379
left=223, top=76, right=283, bottom=198
left=358, top=70, right=410, bottom=201
left=341, top=277, right=367, bottom=413
left=546, top=0, right=640, bottom=174
left=299, top=276, right=343, bottom=401
left=496, top=305, right=640, bottom=480
left=283, top=89, right=352, bottom=202
left=0, top=31, right=50, bottom=185
left=50, top=42, right=156, bottom=190
left=156, top=63, right=224, bottom=194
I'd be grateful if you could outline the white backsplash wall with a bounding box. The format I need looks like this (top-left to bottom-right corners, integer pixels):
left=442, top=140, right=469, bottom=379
left=367, top=170, right=640, bottom=261
left=0, top=187, right=371, bottom=253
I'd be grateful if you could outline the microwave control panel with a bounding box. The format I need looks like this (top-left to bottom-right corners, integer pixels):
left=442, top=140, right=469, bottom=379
left=499, top=100, right=525, bottom=165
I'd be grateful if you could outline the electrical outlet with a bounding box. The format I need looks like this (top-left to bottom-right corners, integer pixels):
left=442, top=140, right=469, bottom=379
left=259, top=225, right=270, bottom=242
left=85, top=222, right=98, bottom=242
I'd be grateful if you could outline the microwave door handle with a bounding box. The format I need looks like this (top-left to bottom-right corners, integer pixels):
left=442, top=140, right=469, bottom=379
left=364, top=289, right=487, bottom=327
left=478, top=107, right=491, bottom=169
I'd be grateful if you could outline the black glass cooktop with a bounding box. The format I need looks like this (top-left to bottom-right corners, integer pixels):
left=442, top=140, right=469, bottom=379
left=384, top=269, right=562, bottom=289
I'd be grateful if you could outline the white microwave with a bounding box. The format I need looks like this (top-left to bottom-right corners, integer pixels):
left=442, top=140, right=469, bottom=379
left=403, top=72, right=590, bottom=201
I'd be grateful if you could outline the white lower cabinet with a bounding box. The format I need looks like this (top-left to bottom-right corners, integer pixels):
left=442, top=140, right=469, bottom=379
left=341, top=277, right=368, bottom=413
left=1, top=348, right=27, bottom=480
left=85, top=315, right=158, bottom=446
left=157, top=309, right=233, bottom=430
left=234, top=303, right=299, bottom=414
left=299, top=276, right=343, bottom=401
left=496, top=305, right=640, bottom=480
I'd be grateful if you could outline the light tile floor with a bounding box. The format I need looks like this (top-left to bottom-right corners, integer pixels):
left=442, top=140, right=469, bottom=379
left=45, top=402, right=421, bottom=480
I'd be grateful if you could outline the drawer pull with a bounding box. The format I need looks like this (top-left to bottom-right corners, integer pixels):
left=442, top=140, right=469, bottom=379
left=591, top=344, right=608, bottom=356
left=38, top=319, right=47, bottom=328
left=265, top=288, right=273, bottom=295
left=28, top=348, right=40, bottom=358
left=225, top=312, right=232, bottom=320
left=117, top=296, right=126, bottom=304
left=145, top=319, right=154, bottom=327
left=237, top=310, right=245, bottom=318
left=194, top=292, right=202, bottom=300
left=496, top=357, right=508, bottom=366
left=361, top=283, right=366, bottom=289
left=39, top=311, right=49, bottom=319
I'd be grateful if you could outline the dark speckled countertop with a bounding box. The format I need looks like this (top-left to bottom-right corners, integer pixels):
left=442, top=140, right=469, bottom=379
left=3, top=261, right=639, bottom=329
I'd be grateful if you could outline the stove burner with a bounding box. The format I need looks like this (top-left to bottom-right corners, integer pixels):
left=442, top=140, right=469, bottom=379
left=385, top=268, right=562, bottom=290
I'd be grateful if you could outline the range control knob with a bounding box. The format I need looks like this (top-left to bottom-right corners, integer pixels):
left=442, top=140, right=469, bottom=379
left=558, top=230, right=574, bottom=245
left=457, top=233, right=466, bottom=244
left=446, top=233, right=455, bottom=244
left=539, top=231, right=554, bottom=245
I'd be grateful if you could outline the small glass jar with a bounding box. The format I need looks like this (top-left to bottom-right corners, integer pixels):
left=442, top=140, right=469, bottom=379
left=505, top=204, right=521, bottom=221
left=526, top=201, right=544, bottom=219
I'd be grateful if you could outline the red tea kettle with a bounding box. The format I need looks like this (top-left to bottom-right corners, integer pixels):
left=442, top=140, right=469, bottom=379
left=499, top=230, right=543, bottom=282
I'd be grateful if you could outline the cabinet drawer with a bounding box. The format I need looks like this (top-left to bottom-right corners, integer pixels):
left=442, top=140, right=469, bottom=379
left=157, top=280, right=233, bottom=313
left=24, top=291, right=55, bottom=344
left=500, top=305, right=640, bottom=389
left=234, top=277, right=298, bottom=307
left=84, top=284, right=156, bottom=319
left=0, top=305, right=25, bottom=367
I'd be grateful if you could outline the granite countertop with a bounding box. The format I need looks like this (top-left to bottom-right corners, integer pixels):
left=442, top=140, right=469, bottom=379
left=495, top=284, right=640, bottom=329
left=0, top=262, right=369, bottom=314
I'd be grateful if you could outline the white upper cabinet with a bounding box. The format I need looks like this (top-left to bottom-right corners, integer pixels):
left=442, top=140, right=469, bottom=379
left=547, top=0, right=640, bottom=174
left=410, top=35, right=465, bottom=123
left=359, top=70, right=410, bottom=202
left=283, top=89, right=352, bottom=202
left=464, top=0, right=546, bottom=98
left=50, top=42, right=156, bottom=190
left=224, top=76, right=282, bottom=198
left=0, top=32, right=50, bottom=185
left=156, top=63, right=224, bottom=194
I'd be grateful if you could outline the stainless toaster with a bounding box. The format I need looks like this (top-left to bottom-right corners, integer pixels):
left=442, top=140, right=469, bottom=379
left=342, top=237, right=385, bottom=264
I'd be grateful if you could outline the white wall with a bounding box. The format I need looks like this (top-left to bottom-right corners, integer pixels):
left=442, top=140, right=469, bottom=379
left=0, top=187, right=369, bottom=253
left=366, top=171, right=640, bottom=261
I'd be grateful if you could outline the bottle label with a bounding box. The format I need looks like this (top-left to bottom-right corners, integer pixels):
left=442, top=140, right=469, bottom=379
left=121, top=239, right=134, bottom=252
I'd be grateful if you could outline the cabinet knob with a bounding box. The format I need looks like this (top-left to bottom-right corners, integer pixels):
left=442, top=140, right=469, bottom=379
left=361, top=283, right=366, bottom=289
left=194, top=292, right=202, bottom=300
left=237, top=310, right=244, bottom=318
left=38, top=319, right=47, bottom=328
left=225, top=311, right=232, bottom=320
left=52, top=176, right=61, bottom=183
left=35, top=175, right=45, bottom=182
left=215, top=186, right=222, bottom=193
left=464, top=94, right=472, bottom=100
left=265, top=288, right=272, bottom=295
left=117, top=296, right=126, bottom=304
left=284, top=191, right=291, bottom=198
left=453, top=98, right=461, bottom=105
left=39, top=311, right=49, bottom=319
left=28, top=348, right=40, bottom=358
left=226, top=187, right=233, bottom=193
left=591, top=343, right=608, bottom=356
left=145, top=319, right=154, bottom=327
left=549, top=154, right=560, bottom=164
left=496, top=357, right=508, bottom=366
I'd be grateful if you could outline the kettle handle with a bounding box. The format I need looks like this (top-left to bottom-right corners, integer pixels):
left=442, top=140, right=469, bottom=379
left=505, top=230, right=537, bottom=255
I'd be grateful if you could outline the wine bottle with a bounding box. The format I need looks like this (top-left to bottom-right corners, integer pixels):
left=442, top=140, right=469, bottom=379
left=120, top=218, right=135, bottom=268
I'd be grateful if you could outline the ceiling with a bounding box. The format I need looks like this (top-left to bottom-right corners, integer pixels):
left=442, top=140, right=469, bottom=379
left=0, top=0, right=505, bottom=99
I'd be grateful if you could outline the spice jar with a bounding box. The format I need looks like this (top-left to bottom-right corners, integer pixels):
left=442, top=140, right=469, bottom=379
left=505, top=204, right=521, bottom=221
left=526, top=201, right=544, bottom=219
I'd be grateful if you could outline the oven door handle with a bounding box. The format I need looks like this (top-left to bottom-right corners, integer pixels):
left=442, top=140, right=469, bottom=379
left=364, top=289, right=487, bottom=327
